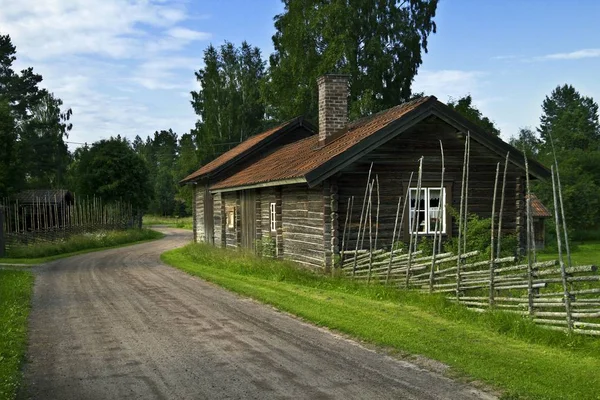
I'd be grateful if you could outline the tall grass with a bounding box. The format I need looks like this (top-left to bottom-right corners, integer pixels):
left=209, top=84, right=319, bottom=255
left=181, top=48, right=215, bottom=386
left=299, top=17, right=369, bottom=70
left=0, top=270, right=34, bottom=400
left=5, top=229, right=163, bottom=259
left=163, top=243, right=600, bottom=400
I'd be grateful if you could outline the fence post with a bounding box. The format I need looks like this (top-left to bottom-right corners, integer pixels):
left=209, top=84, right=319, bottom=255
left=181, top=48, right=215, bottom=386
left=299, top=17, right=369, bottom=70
left=0, top=207, right=5, bottom=257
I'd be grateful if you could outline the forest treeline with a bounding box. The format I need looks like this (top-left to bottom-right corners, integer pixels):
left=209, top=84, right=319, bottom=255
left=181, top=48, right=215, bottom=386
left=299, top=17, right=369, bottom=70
left=2, top=0, right=599, bottom=238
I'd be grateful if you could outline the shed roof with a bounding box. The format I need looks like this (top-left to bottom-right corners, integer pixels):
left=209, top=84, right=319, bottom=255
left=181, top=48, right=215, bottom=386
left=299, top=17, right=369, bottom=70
left=180, top=117, right=313, bottom=184
left=527, top=194, right=552, bottom=218
left=210, top=96, right=551, bottom=192
left=14, top=190, right=73, bottom=204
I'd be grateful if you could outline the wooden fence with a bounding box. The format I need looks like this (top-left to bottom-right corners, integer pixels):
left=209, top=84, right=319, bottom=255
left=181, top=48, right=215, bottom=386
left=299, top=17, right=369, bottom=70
left=0, top=195, right=134, bottom=251
left=339, top=137, right=600, bottom=336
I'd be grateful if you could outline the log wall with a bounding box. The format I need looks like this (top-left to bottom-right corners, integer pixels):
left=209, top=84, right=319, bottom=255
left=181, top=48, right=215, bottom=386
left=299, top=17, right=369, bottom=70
left=213, top=192, right=224, bottom=247
left=223, top=192, right=239, bottom=249
left=337, top=118, right=525, bottom=253
left=194, top=184, right=205, bottom=243
left=281, top=184, right=326, bottom=269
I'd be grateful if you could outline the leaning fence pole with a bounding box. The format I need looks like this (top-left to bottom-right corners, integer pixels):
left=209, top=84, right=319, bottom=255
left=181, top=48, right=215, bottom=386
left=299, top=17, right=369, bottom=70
left=374, top=175, right=380, bottom=250
left=359, top=164, right=374, bottom=250
left=386, top=172, right=413, bottom=284
left=406, top=157, right=423, bottom=288
left=352, top=163, right=373, bottom=276
left=489, top=162, right=500, bottom=307
left=524, top=152, right=535, bottom=315
left=456, top=136, right=469, bottom=300
left=496, top=152, right=510, bottom=258
left=367, top=181, right=375, bottom=284
left=463, top=133, right=471, bottom=252
left=429, top=140, right=445, bottom=292
left=340, top=196, right=353, bottom=268
left=551, top=165, right=573, bottom=331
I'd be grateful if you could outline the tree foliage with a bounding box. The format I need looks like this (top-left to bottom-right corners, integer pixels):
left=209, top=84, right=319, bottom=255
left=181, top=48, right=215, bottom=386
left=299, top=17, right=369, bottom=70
left=267, top=0, right=438, bottom=121
left=73, top=137, right=151, bottom=211
left=447, top=95, right=500, bottom=136
left=0, top=34, right=72, bottom=196
left=538, top=84, right=600, bottom=152
left=191, top=41, right=266, bottom=165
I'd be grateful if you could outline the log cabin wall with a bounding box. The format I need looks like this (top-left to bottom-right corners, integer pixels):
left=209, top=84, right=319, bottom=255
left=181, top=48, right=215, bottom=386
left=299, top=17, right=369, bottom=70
left=194, top=183, right=205, bottom=243
left=336, top=116, right=525, bottom=253
left=223, top=192, right=239, bottom=249
left=212, top=192, right=224, bottom=247
left=281, top=184, right=326, bottom=269
left=258, top=187, right=283, bottom=257
left=192, top=184, right=197, bottom=242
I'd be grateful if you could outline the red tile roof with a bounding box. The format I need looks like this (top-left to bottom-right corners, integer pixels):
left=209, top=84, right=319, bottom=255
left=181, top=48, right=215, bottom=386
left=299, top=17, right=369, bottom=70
left=527, top=194, right=552, bottom=218
left=210, top=97, right=431, bottom=190
left=180, top=118, right=305, bottom=183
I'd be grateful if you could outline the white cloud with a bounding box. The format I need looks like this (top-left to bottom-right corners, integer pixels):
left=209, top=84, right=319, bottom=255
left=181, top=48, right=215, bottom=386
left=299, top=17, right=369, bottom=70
left=413, top=70, right=485, bottom=99
left=538, top=48, right=600, bottom=61
left=0, top=0, right=209, bottom=148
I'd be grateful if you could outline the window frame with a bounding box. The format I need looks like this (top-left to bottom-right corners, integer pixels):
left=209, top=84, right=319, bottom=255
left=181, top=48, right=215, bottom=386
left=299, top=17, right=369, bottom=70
left=227, top=209, right=235, bottom=229
left=408, top=187, right=447, bottom=235
left=269, top=202, right=277, bottom=232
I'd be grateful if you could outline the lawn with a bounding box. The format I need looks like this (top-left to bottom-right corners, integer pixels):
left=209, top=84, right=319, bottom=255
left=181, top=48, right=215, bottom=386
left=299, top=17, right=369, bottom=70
left=0, top=270, right=34, bottom=400
left=162, top=243, right=600, bottom=400
left=1, top=229, right=163, bottom=264
left=143, top=215, right=193, bottom=230
left=538, top=240, right=600, bottom=265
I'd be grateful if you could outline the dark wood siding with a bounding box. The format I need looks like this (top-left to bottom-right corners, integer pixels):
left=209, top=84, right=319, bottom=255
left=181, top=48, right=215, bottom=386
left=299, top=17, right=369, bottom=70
left=213, top=192, right=224, bottom=247
left=240, top=190, right=256, bottom=250
left=203, top=185, right=214, bottom=244
left=223, top=192, right=238, bottom=249
left=337, top=117, right=524, bottom=253
left=282, top=184, right=325, bottom=269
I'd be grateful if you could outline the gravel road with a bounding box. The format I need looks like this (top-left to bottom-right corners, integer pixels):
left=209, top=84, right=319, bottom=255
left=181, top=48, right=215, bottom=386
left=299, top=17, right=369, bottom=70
left=20, top=227, right=495, bottom=400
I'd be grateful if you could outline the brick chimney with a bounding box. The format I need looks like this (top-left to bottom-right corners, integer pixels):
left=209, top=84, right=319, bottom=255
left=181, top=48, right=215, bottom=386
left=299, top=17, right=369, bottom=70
left=317, top=74, right=350, bottom=145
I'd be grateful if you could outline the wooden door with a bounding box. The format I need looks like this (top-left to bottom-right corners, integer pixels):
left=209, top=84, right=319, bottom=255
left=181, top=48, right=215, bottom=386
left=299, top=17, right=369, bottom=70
left=203, top=185, right=214, bottom=244
left=240, top=190, right=256, bottom=250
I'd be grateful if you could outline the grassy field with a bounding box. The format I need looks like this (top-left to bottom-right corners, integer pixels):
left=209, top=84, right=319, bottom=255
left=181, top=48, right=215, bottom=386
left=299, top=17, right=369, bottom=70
left=538, top=240, right=600, bottom=265
left=143, top=215, right=193, bottom=230
left=162, top=243, right=600, bottom=400
left=1, top=229, right=163, bottom=263
left=0, top=270, right=34, bottom=400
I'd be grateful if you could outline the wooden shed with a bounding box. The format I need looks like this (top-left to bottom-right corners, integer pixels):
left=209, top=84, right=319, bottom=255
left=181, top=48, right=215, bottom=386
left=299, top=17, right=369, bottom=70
left=181, top=75, right=550, bottom=270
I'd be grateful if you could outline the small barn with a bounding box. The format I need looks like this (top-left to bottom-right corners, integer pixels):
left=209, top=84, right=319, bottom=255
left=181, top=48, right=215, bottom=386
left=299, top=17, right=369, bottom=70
left=527, top=193, right=552, bottom=250
left=12, top=189, right=74, bottom=231
left=182, top=75, right=549, bottom=270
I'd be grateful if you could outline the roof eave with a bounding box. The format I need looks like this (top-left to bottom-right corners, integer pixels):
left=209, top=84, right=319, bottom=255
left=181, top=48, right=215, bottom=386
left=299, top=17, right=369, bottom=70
left=210, top=177, right=307, bottom=193
left=179, top=116, right=314, bottom=186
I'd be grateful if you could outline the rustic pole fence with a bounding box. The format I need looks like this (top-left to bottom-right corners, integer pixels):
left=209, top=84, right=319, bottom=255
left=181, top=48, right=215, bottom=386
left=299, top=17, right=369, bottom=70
left=352, top=163, right=373, bottom=276
left=489, top=162, right=500, bottom=307
left=386, top=172, right=413, bottom=284
left=429, top=141, right=445, bottom=292
left=406, top=157, right=423, bottom=287
left=456, top=135, right=469, bottom=300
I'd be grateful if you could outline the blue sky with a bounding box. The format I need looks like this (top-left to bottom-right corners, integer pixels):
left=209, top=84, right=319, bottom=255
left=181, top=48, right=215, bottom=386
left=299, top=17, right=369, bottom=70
left=1, top=0, right=599, bottom=147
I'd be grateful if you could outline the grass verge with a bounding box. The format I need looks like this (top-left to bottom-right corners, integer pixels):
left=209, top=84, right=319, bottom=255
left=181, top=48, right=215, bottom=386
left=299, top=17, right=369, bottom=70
left=538, top=240, right=600, bottom=265
left=1, top=229, right=164, bottom=264
left=0, top=270, right=34, bottom=400
left=143, top=215, right=193, bottom=230
left=162, top=243, right=600, bottom=400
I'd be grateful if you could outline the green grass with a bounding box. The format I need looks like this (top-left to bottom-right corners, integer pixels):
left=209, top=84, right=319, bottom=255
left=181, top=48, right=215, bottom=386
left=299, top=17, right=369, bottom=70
left=162, top=243, right=600, bottom=400
left=0, top=270, right=34, bottom=400
left=1, top=229, right=164, bottom=263
left=143, top=215, right=193, bottom=230
left=538, top=240, right=600, bottom=265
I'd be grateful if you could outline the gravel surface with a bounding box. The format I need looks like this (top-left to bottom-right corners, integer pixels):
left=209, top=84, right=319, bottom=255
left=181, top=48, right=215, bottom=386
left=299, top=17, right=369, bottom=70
left=20, top=227, right=495, bottom=400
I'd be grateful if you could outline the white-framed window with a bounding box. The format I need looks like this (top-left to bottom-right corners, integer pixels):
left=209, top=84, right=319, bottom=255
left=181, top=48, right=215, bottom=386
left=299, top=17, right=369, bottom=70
left=227, top=209, right=235, bottom=229
left=270, top=202, right=277, bottom=232
left=409, top=187, right=446, bottom=234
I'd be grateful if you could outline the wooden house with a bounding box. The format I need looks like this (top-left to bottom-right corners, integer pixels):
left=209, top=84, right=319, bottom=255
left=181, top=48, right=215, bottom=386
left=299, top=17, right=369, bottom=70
left=181, top=75, right=550, bottom=270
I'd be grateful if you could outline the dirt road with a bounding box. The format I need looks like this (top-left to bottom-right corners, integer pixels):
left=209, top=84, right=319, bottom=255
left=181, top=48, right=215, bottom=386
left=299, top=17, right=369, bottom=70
left=21, top=227, right=494, bottom=400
